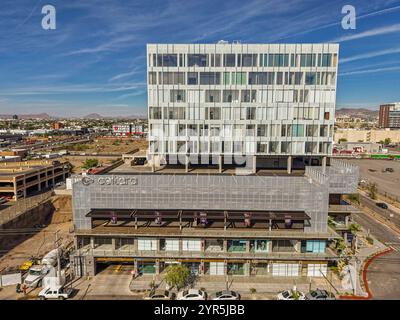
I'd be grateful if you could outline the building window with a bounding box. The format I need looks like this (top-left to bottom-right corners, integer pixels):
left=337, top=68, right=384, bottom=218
left=257, top=125, right=268, bottom=137
left=206, top=107, right=221, bottom=120
left=246, top=107, right=256, bottom=120
left=269, top=141, right=279, bottom=153
left=272, top=263, right=300, bottom=277
left=187, top=72, right=198, bottom=85
left=241, top=90, right=257, bottom=103
left=292, top=124, right=304, bottom=137
left=148, top=72, right=157, bottom=85
left=302, top=240, right=326, bottom=253
left=231, top=72, right=246, bottom=85
left=138, top=239, right=157, bottom=251
left=170, top=90, right=186, bottom=103
left=223, top=72, right=230, bottom=85
left=257, top=142, right=268, bottom=153
left=205, top=90, right=221, bottom=103
left=156, top=54, right=178, bottom=67
left=300, top=54, right=316, bottom=67
left=281, top=142, right=292, bottom=154
left=223, top=90, right=239, bottom=102
left=149, top=107, right=162, bottom=119
left=305, top=72, right=317, bottom=85
left=160, top=72, right=185, bottom=85
left=182, top=239, right=201, bottom=251
left=321, top=53, right=332, bottom=67
left=248, top=72, right=273, bottom=85
left=188, top=54, right=208, bottom=67
left=223, top=54, right=236, bottom=67
left=200, top=72, right=221, bottom=85
left=238, top=54, right=257, bottom=67
left=267, top=54, right=289, bottom=67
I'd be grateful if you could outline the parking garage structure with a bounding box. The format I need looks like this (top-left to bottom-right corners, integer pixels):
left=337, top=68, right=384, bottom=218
left=0, top=160, right=72, bottom=201
left=70, top=159, right=358, bottom=279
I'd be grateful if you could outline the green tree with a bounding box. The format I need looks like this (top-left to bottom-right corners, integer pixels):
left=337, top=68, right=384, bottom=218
left=384, top=138, right=392, bottom=146
left=82, top=159, right=99, bottom=169
left=164, top=265, right=191, bottom=290
left=349, top=223, right=361, bottom=234
left=347, top=193, right=360, bottom=204
left=367, top=182, right=378, bottom=200
left=338, top=138, right=347, bottom=143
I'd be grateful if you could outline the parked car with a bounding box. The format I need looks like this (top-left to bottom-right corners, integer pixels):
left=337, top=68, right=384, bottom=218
left=145, top=290, right=175, bottom=300
left=210, top=290, right=240, bottom=300
left=177, top=289, right=207, bottom=300
left=376, top=202, right=388, bottom=209
left=305, top=289, right=336, bottom=300
left=277, top=290, right=305, bottom=300
left=38, top=285, right=73, bottom=300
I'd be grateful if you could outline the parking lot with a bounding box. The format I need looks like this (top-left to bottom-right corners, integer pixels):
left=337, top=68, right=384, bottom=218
left=344, top=159, right=400, bottom=199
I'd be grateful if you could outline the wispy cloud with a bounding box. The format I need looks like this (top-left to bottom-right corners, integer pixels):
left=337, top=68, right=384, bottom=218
left=109, top=67, right=141, bottom=82
left=0, top=82, right=146, bottom=96
left=340, top=65, right=400, bottom=76
left=331, top=23, right=400, bottom=42
left=341, top=47, right=400, bottom=63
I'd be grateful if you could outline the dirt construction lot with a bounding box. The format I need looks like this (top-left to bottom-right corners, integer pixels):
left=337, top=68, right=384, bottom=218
left=344, top=159, right=400, bottom=199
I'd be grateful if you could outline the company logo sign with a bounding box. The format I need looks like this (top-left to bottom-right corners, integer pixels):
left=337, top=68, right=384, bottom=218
left=81, top=176, right=95, bottom=186
left=81, top=176, right=138, bottom=186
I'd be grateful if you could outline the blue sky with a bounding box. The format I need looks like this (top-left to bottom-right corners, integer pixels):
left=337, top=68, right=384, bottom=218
left=0, top=0, right=399, bottom=117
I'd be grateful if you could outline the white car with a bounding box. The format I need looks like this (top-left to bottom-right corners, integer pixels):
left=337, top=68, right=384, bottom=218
left=210, top=290, right=240, bottom=300
left=277, top=290, right=306, bottom=300
left=177, top=289, right=207, bottom=300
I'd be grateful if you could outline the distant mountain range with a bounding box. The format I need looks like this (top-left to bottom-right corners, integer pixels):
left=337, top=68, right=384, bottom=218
left=336, top=108, right=378, bottom=119
left=0, top=113, right=146, bottom=120
left=0, top=108, right=377, bottom=120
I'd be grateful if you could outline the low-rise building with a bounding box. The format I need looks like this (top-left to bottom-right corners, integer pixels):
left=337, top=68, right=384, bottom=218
left=0, top=160, right=72, bottom=201
left=70, top=159, right=358, bottom=278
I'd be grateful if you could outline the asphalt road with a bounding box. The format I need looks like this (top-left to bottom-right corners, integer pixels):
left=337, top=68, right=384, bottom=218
left=359, top=194, right=400, bottom=229
left=352, top=210, right=400, bottom=299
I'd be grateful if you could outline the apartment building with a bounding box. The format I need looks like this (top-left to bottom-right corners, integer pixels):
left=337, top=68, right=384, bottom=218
left=147, top=43, right=338, bottom=168
left=379, top=102, right=400, bottom=128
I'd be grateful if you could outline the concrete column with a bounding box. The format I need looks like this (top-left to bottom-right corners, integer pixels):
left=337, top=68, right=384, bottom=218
left=246, top=240, right=250, bottom=253
left=179, top=239, right=183, bottom=252
left=156, top=239, right=161, bottom=252
left=224, top=260, right=228, bottom=276
left=322, top=156, right=327, bottom=174
left=269, top=219, right=272, bottom=232
left=155, top=260, right=160, bottom=274
left=245, top=261, right=251, bottom=276
left=200, top=260, right=205, bottom=275
left=73, top=237, right=78, bottom=250
left=133, top=239, right=138, bottom=252
left=218, top=155, right=223, bottom=173
left=37, top=174, right=41, bottom=191
left=287, top=156, right=292, bottom=174
left=252, top=155, right=257, bottom=174
left=90, top=237, right=95, bottom=249
left=185, top=155, right=189, bottom=173
left=111, top=238, right=116, bottom=251
left=223, top=240, right=228, bottom=252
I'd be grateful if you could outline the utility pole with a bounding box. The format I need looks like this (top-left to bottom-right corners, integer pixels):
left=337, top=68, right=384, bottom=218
left=55, top=230, right=61, bottom=285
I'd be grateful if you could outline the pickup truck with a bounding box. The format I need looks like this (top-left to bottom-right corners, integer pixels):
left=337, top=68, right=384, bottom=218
left=38, top=285, right=73, bottom=300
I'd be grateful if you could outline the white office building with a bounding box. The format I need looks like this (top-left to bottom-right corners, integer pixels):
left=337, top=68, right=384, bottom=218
left=147, top=43, right=338, bottom=167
